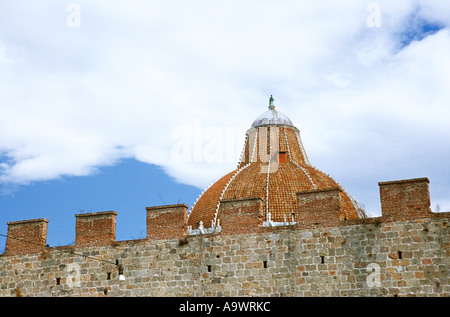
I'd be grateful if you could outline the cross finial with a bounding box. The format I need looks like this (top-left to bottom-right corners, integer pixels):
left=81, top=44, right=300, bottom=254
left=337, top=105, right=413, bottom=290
left=269, top=95, right=275, bottom=110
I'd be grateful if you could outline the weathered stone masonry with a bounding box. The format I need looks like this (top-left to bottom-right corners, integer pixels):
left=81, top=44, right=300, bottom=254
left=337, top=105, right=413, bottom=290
left=1, top=177, right=449, bottom=297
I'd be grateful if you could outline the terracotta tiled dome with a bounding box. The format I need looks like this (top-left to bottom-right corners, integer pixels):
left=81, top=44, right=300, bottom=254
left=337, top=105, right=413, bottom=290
left=188, top=96, right=363, bottom=229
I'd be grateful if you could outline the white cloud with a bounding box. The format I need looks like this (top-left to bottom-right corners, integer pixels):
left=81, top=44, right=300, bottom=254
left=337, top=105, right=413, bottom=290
left=0, top=1, right=449, bottom=213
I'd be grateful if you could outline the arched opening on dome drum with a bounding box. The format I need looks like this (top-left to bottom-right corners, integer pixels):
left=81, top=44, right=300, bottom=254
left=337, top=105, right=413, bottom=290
left=278, top=152, right=287, bottom=163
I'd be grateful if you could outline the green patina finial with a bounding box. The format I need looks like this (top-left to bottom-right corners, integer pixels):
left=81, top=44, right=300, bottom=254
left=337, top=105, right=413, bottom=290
left=269, top=95, right=275, bottom=110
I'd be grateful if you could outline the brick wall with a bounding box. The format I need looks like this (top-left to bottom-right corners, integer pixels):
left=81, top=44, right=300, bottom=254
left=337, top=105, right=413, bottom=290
left=220, top=197, right=263, bottom=235
left=296, top=188, right=342, bottom=228
left=75, top=211, right=117, bottom=247
left=5, top=219, right=48, bottom=255
left=379, top=178, right=432, bottom=222
left=146, top=204, right=188, bottom=240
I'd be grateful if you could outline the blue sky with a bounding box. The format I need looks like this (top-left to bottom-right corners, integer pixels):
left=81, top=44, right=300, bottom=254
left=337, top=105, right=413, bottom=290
left=1, top=1, right=450, bottom=250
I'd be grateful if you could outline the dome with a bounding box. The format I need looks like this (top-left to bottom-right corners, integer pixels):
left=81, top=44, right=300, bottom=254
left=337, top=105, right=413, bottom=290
left=187, top=96, right=363, bottom=230
left=251, top=109, right=294, bottom=127
left=251, top=95, right=294, bottom=127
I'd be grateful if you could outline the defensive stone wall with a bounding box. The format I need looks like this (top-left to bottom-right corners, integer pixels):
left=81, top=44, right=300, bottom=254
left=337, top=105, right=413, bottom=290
left=0, top=177, right=448, bottom=297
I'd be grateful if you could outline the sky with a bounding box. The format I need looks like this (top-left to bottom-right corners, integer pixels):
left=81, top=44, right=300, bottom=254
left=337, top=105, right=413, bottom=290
left=1, top=1, right=450, bottom=249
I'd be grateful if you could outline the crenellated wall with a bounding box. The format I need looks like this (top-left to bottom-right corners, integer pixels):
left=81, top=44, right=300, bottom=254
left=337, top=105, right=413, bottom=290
left=0, top=177, right=448, bottom=297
